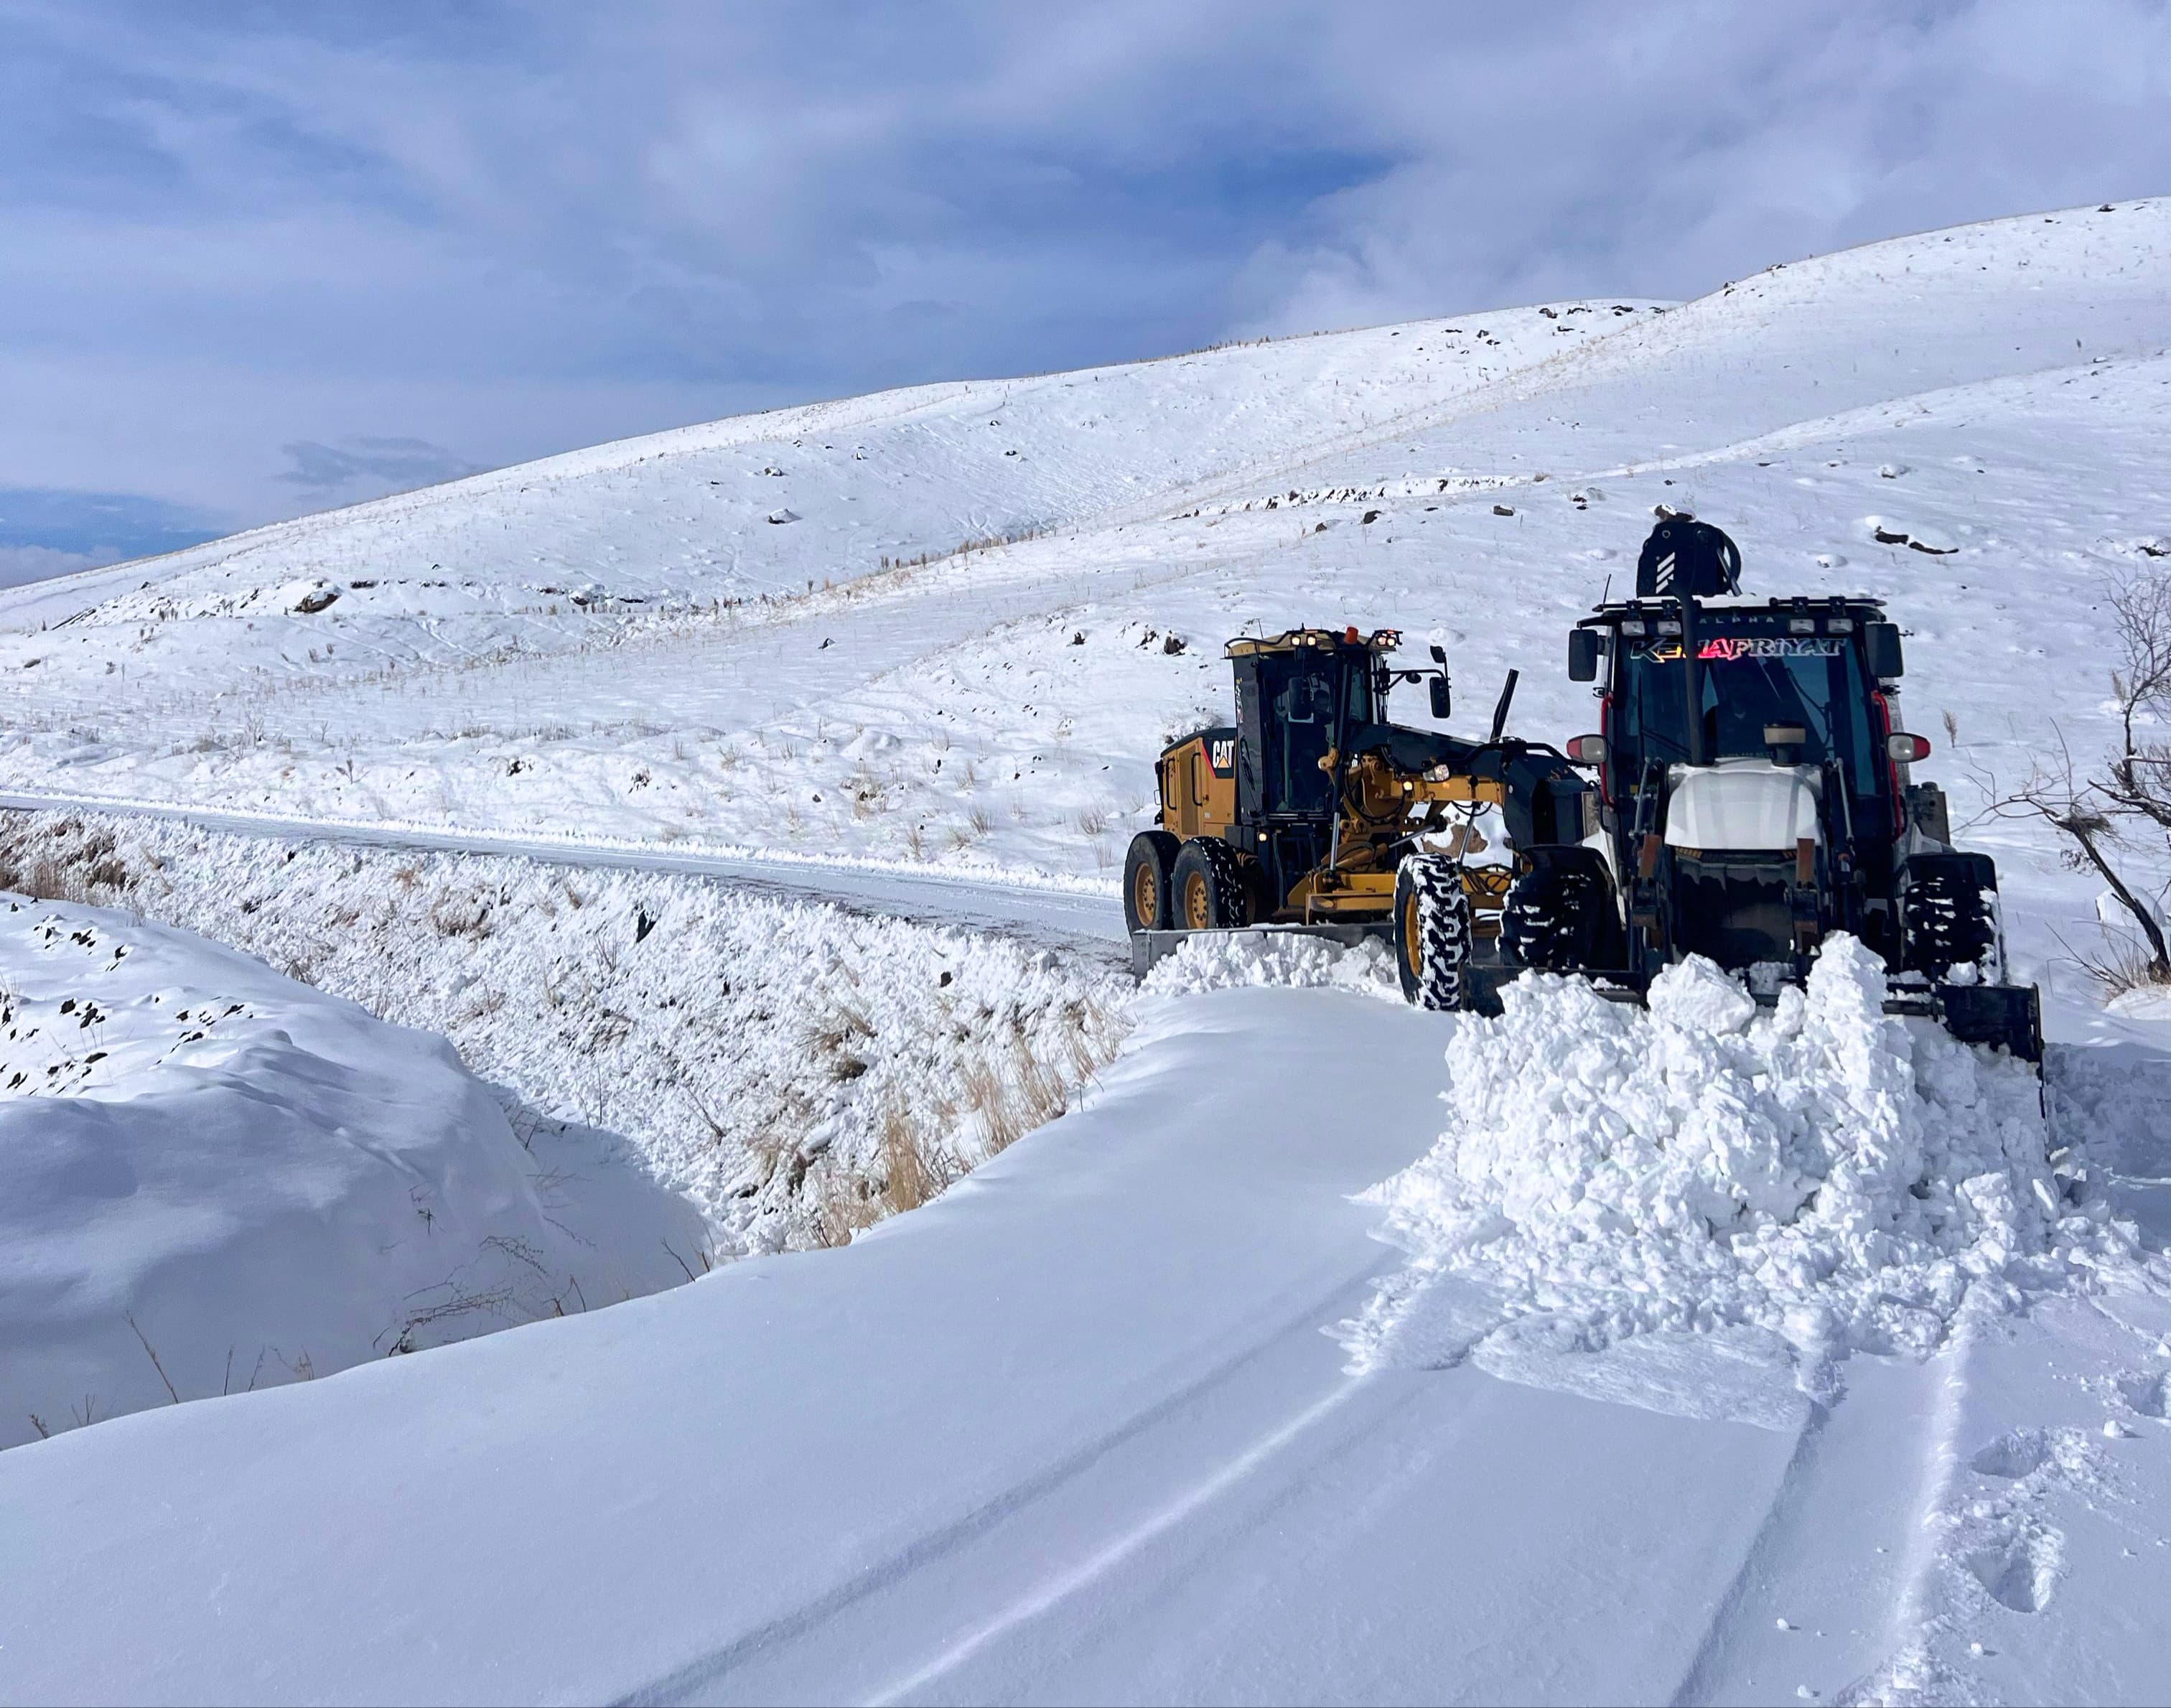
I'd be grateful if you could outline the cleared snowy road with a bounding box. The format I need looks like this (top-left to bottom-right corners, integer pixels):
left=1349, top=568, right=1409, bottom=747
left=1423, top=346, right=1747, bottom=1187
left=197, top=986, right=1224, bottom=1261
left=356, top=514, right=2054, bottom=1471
left=4, top=986, right=2106, bottom=1707
left=0, top=789, right=1127, bottom=961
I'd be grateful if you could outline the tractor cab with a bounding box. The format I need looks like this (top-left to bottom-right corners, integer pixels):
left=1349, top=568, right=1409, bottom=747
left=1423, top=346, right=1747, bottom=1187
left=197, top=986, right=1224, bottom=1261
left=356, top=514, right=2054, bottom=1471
left=1569, top=595, right=1910, bottom=971
left=1228, top=628, right=1401, bottom=823
left=1532, top=521, right=2039, bottom=1058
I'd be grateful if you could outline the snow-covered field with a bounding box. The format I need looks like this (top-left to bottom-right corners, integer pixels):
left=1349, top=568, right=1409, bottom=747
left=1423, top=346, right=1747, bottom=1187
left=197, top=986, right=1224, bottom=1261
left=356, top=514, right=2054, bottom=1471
left=0, top=811, right=1129, bottom=1448
left=5, top=198, right=2171, bottom=1704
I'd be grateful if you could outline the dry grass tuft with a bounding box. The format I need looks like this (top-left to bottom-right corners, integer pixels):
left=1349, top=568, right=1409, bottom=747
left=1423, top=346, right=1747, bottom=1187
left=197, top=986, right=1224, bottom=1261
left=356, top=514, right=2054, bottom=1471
left=2076, top=930, right=2171, bottom=997
left=961, top=1050, right=1071, bottom=1158
left=0, top=818, right=139, bottom=903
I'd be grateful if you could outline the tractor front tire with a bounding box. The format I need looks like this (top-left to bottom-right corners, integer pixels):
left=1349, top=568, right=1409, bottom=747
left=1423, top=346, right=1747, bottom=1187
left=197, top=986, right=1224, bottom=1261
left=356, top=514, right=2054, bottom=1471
left=1900, top=852, right=2002, bottom=981
left=1503, top=846, right=1618, bottom=972
left=1123, top=830, right=1182, bottom=934
left=1172, top=837, right=1252, bottom=931
left=1395, top=854, right=1473, bottom=1012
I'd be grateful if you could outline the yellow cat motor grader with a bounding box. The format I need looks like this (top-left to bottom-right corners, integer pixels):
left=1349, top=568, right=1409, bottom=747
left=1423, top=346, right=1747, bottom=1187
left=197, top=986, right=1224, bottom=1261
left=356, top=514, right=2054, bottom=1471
left=1124, top=626, right=1592, bottom=1009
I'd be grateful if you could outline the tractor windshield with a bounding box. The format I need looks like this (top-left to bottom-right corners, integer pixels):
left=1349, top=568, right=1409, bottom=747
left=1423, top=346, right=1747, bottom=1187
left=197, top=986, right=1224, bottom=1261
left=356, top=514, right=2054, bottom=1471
left=1617, top=635, right=1885, bottom=803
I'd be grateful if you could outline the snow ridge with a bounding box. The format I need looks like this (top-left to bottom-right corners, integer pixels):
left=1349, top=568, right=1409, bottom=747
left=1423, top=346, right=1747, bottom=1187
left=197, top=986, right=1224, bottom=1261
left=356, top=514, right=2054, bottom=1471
left=1343, top=938, right=2148, bottom=1409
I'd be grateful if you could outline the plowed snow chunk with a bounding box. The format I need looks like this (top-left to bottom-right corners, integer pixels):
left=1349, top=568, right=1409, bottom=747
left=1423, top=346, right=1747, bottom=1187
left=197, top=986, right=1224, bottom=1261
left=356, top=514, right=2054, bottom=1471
left=1345, top=937, right=2145, bottom=1391
left=1144, top=930, right=1399, bottom=999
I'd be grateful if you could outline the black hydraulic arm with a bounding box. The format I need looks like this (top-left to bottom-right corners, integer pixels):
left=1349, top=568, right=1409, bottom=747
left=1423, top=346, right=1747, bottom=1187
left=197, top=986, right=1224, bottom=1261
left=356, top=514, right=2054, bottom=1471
left=1488, top=669, right=1520, bottom=743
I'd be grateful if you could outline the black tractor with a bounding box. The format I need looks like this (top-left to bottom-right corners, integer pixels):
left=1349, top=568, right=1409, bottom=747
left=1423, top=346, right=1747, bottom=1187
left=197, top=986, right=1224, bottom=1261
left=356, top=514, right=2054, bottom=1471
left=1465, top=518, right=2041, bottom=1058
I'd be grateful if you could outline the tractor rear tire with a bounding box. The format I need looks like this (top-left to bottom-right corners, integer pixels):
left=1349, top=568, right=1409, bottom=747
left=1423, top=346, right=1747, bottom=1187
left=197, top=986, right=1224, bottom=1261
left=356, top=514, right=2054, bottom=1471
left=1395, top=854, right=1473, bottom=1012
left=1503, top=846, right=1618, bottom=972
left=1172, top=837, right=1253, bottom=930
left=1123, top=831, right=1181, bottom=934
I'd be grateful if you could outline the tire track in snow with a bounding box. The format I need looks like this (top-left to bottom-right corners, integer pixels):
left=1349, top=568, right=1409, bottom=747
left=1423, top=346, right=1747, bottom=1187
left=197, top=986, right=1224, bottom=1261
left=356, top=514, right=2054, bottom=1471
left=1666, top=1401, right=1833, bottom=1707
left=1665, top=1346, right=1972, bottom=1707
left=617, top=1279, right=1383, bottom=1706
left=862, top=1381, right=1365, bottom=1707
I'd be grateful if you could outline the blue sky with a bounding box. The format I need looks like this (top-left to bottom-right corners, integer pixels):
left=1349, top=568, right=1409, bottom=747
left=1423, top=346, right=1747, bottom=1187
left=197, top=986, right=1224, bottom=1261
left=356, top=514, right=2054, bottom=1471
left=4, top=0, right=2168, bottom=579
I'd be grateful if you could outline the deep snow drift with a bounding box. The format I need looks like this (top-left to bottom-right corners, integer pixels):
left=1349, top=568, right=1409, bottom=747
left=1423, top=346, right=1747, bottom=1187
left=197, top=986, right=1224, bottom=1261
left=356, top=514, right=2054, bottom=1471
left=1344, top=938, right=2156, bottom=1429
left=0, top=895, right=706, bottom=1451
left=1, top=979, right=2167, bottom=1707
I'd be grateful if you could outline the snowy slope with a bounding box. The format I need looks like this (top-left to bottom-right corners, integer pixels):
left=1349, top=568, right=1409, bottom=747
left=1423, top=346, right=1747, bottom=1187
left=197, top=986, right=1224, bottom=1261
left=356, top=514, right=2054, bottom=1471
left=0, top=895, right=706, bottom=1451
left=1, top=972, right=2167, bottom=1705
left=0, top=201, right=2165, bottom=971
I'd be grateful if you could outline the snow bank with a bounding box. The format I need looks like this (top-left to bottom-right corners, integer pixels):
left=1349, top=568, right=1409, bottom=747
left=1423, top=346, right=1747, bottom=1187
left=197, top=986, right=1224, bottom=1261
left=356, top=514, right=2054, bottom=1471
left=1143, top=929, right=1401, bottom=1000
left=0, top=898, right=704, bottom=1451
left=1, top=811, right=1131, bottom=1261
left=1344, top=938, right=2146, bottom=1409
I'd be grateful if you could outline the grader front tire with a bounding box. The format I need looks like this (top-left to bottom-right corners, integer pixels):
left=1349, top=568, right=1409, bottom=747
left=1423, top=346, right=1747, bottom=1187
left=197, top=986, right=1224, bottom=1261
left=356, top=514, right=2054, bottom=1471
left=1395, top=855, right=1474, bottom=1012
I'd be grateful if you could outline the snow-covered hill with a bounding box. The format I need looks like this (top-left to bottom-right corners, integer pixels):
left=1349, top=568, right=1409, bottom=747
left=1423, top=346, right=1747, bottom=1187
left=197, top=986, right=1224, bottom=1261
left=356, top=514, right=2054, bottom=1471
left=1, top=200, right=2167, bottom=987
left=8, top=199, right=2171, bottom=1704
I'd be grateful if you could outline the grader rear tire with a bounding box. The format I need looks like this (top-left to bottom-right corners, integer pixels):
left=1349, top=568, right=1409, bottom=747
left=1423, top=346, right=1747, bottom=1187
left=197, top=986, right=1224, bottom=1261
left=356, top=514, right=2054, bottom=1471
left=1172, top=837, right=1253, bottom=930
left=1395, top=854, right=1474, bottom=1012
left=1123, top=831, right=1181, bottom=934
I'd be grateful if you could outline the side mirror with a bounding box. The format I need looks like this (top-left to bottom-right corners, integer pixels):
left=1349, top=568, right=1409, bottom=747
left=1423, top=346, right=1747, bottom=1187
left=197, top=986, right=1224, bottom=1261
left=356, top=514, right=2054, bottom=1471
left=1429, top=676, right=1452, bottom=721
left=1566, top=734, right=1606, bottom=766
left=1568, top=628, right=1602, bottom=682
left=1887, top=732, right=1930, bottom=762
left=1429, top=643, right=1447, bottom=665
left=1866, top=621, right=1904, bottom=680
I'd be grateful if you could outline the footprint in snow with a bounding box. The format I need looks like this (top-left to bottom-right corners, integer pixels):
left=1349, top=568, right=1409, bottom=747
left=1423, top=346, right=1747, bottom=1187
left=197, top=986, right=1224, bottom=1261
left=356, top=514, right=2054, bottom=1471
left=1965, top=1524, right=2064, bottom=1613
left=1970, top=1428, right=2057, bottom=1480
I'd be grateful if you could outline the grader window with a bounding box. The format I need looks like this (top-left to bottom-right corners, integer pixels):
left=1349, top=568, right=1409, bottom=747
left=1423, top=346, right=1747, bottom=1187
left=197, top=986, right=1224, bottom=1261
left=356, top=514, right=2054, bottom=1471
left=1256, top=652, right=1370, bottom=818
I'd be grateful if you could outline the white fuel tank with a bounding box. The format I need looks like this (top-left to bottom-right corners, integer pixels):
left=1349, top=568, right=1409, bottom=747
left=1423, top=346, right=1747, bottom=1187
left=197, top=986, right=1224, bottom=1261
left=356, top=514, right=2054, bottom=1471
left=1664, top=758, right=1821, bottom=852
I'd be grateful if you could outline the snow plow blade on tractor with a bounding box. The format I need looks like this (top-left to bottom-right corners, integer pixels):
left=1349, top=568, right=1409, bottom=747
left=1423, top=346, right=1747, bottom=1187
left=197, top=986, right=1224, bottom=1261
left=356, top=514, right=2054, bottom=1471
left=1124, top=626, right=1587, bottom=1012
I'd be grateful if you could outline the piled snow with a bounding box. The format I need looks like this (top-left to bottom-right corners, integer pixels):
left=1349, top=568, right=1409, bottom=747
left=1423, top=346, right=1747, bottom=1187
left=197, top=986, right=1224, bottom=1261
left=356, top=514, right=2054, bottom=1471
left=0, top=897, right=704, bottom=1451
left=1345, top=938, right=2145, bottom=1399
left=1, top=811, right=1132, bottom=1259
left=1142, top=928, right=1401, bottom=999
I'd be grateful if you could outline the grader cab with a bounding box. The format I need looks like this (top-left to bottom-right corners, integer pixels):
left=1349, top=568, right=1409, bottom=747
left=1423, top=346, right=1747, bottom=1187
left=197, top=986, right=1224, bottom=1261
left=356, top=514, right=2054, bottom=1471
left=1125, top=627, right=1588, bottom=1007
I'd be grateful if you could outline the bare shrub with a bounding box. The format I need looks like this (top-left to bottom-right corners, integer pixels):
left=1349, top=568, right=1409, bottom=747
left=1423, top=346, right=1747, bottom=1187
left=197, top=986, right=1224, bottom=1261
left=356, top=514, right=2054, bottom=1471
left=2071, top=930, right=2171, bottom=997
left=1984, top=569, right=2171, bottom=983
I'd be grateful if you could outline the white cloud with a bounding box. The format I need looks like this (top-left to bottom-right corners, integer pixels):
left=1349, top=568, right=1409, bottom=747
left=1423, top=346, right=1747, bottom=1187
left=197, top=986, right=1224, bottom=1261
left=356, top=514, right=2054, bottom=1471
left=4, top=1, right=2167, bottom=540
